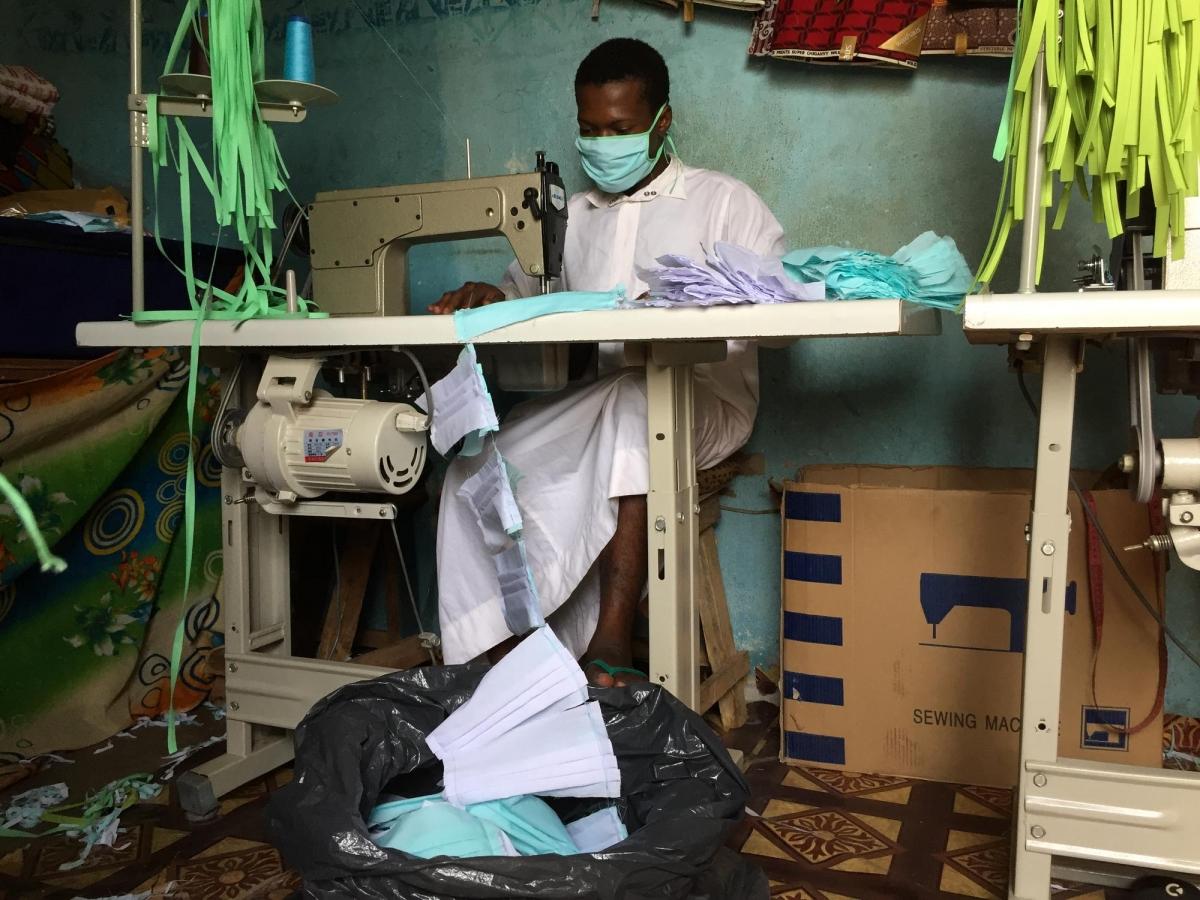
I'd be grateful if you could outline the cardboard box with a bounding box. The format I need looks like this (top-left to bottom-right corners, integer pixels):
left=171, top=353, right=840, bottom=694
left=780, top=466, right=1164, bottom=787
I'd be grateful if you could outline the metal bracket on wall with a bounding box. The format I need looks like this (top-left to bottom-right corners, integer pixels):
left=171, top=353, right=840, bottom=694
left=129, top=101, right=149, bottom=149
left=128, top=92, right=309, bottom=126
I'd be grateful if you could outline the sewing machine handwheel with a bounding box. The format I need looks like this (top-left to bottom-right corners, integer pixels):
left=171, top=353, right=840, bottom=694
left=1131, top=875, right=1200, bottom=899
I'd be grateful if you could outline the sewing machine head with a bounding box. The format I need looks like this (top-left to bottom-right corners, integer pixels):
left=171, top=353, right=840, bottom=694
left=307, top=153, right=568, bottom=316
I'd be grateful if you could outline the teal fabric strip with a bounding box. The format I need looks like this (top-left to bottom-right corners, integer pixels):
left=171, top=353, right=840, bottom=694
left=452, top=288, right=625, bottom=342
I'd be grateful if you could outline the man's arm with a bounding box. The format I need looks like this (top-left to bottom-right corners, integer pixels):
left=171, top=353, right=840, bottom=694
left=730, top=187, right=787, bottom=259
left=428, top=260, right=542, bottom=314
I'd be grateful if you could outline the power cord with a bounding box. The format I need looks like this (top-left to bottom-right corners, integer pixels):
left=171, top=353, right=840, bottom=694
left=328, top=522, right=344, bottom=660
left=1016, top=368, right=1200, bottom=671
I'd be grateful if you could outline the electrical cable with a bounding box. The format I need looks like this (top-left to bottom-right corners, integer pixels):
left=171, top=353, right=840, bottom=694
left=388, top=519, right=440, bottom=665
left=347, top=0, right=466, bottom=145
left=328, top=522, right=344, bottom=660
left=271, top=206, right=303, bottom=286
left=392, top=347, right=433, bottom=421
left=1017, top=367, right=1200, bottom=671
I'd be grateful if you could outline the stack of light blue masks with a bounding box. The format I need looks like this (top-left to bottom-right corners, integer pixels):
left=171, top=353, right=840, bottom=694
left=456, top=444, right=543, bottom=636
left=453, top=287, right=625, bottom=342
left=637, top=241, right=825, bottom=307
left=368, top=793, right=578, bottom=858
left=781, top=231, right=971, bottom=311
left=425, top=627, right=620, bottom=807
left=420, top=344, right=498, bottom=458
left=565, top=806, right=628, bottom=853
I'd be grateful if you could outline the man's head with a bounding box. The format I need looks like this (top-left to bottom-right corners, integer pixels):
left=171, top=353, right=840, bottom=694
left=574, top=38, right=672, bottom=146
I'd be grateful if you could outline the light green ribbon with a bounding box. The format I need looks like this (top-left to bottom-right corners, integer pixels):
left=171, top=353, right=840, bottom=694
left=977, top=0, right=1200, bottom=287
left=143, top=0, right=323, bottom=753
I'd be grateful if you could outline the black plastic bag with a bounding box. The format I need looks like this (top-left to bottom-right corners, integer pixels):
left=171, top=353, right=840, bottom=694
left=266, top=663, right=767, bottom=900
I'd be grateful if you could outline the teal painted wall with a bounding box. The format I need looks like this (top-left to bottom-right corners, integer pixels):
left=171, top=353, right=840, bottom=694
left=4, top=0, right=1198, bottom=715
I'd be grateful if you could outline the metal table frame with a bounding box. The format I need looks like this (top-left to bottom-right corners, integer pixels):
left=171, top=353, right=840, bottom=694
left=79, top=302, right=940, bottom=810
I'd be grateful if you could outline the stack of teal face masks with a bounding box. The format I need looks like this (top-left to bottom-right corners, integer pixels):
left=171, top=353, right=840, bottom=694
left=781, top=231, right=972, bottom=312
left=369, top=794, right=573, bottom=857
left=368, top=794, right=626, bottom=858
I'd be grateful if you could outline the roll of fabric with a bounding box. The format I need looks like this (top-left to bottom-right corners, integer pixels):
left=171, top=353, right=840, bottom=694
left=0, top=66, right=59, bottom=118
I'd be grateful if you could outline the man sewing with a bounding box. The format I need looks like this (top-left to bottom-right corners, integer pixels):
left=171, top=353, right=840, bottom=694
left=431, top=38, right=785, bottom=686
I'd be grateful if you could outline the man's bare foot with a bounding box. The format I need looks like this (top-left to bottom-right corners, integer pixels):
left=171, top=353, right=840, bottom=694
left=581, top=637, right=646, bottom=688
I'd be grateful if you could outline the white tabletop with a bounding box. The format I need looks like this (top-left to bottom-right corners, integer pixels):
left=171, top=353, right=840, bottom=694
left=77, top=300, right=941, bottom=349
left=964, top=291, right=1200, bottom=341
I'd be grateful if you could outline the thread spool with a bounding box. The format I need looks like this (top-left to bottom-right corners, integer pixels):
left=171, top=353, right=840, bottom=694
left=284, top=15, right=315, bottom=84
left=188, top=10, right=210, bottom=77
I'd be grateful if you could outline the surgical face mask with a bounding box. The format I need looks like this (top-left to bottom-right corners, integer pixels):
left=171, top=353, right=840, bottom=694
left=575, top=104, right=674, bottom=194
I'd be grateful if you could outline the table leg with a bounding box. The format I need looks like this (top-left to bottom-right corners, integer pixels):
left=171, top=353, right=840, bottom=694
left=179, top=359, right=296, bottom=816
left=645, top=354, right=700, bottom=710
left=1010, top=336, right=1079, bottom=900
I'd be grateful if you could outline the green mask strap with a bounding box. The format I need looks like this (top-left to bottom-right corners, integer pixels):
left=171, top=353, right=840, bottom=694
left=0, top=474, right=67, bottom=574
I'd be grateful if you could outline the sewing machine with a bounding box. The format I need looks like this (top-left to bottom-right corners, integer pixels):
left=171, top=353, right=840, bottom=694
left=308, top=152, right=567, bottom=316
left=962, top=56, right=1200, bottom=896
left=305, top=154, right=579, bottom=393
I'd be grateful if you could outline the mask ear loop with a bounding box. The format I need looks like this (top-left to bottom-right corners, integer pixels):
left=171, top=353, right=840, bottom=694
left=662, top=131, right=681, bottom=194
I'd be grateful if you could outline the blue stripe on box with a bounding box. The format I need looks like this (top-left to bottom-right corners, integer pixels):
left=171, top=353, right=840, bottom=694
left=784, top=731, right=846, bottom=765
left=783, top=612, right=844, bottom=645
left=785, top=491, right=842, bottom=522
left=783, top=671, right=844, bottom=706
left=784, top=551, right=842, bottom=584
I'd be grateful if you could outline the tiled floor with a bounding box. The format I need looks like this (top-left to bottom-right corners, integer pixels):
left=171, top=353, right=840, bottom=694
left=723, top=705, right=1200, bottom=900
left=0, top=760, right=298, bottom=899
left=0, top=704, right=1196, bottom=899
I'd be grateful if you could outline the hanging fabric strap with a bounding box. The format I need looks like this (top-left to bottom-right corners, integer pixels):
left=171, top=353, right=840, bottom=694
left=1082, top=490, right=1167, bottom=736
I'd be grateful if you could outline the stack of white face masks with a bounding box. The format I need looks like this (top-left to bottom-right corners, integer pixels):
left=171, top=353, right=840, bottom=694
left=456, top=444, right=543, bottom=636
left=425, top=626, right=621, bottom=807
left=427, top=349, right=543, bottom=636
left=421, top=344, right=498, bottom=458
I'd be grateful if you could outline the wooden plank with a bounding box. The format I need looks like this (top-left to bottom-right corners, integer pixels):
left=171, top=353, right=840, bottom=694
left=698, top=528, right=748, bottom=728
left=356, top=629, right=392, bottom=650
left=383, top=543, right=403, bottom=639
left=317, top=522, right=380, bottom=662
left=0, top=358, right=79, bottom=384
left=700, top=495, right=721, bottom=533
left=352, top=636, right=430, bottom=670
left=697, top=651, right=751, bottom=716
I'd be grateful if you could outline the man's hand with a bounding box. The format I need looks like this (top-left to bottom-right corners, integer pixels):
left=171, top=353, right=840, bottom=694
left=428, top=282, right=506, bottom=315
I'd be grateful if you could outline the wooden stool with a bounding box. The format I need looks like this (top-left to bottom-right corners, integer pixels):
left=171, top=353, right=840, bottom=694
left=316, top=520, right=433, bottom=670
left=693, top=458, right=751, bottom=730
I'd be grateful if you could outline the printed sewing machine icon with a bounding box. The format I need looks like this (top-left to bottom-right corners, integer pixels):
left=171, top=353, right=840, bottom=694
left=919, top=573, right=1078, bottom=654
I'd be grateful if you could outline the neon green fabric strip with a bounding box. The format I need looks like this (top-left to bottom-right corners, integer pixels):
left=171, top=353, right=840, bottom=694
left=977, top=0, right=1200, bottom=289
left=147, top=0, right=324, bottom=752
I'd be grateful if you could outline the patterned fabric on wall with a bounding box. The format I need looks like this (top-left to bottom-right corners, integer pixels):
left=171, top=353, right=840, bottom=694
left=0, top=349, right=224, bottom=755
left=750, top=0, right=935, bottom=68
left=920, top=1, right=1016, bottom=56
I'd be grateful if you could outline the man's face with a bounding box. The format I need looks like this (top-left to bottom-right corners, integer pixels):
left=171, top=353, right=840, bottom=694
left=576, top=79, right=671, bottom=156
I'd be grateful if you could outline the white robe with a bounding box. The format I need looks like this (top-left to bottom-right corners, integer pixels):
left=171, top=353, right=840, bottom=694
left=436, top=157, right=787, bottom=664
